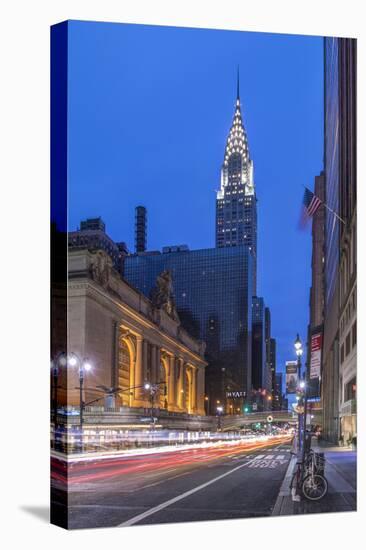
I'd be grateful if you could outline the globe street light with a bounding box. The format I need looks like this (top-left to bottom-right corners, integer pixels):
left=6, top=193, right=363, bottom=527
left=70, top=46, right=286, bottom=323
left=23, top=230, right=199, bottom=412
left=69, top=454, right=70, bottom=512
left=51, top=351, right=67, bottom=449
left=68, top=353, right=92, bottom=453
left=204, top=395, right=209, bottom=416
left=294, top=334, right=305, bottom=453
left=216, top=405, right=223, bottom=431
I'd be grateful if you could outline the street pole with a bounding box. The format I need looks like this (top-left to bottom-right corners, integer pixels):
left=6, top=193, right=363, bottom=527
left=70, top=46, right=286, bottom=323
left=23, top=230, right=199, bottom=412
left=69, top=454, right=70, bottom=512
left=79, top=367, right=84, bottom=453
left=150, top=387, right=154, bottom=425
left=52, top=366, right=58, bottom=425
left=297, top=354, right=302, bottom=452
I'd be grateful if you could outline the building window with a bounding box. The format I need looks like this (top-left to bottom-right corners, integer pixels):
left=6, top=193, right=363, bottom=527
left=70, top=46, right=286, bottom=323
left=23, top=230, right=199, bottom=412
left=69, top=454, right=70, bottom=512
left=352, top=321, right=357, bottom=348
left=345, top=377, right=356, bottom=402
left=340, top=343, right=345, bottom=364
left=345, top=332, right=351, bottom=356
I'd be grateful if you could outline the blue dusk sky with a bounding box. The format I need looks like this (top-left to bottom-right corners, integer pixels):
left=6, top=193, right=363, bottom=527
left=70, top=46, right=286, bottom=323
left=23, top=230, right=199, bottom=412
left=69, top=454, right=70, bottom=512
left=67, top=20, right=324, bottom=388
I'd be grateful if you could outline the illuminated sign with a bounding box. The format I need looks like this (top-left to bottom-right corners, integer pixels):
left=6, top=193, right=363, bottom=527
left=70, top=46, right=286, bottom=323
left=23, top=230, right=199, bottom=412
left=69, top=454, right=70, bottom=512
left=286, top=361, right=298, bottom=394
left=310, top=331, right=323, bottom=379
left=226, top=391, right=246, bottom=398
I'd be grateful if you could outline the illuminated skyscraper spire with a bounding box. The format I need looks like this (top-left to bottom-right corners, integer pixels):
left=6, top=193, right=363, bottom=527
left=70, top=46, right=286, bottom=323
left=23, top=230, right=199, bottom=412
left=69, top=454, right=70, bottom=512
left=216, top=69, right=257, bottom=291
left=237, top=65, right=240, bottom=102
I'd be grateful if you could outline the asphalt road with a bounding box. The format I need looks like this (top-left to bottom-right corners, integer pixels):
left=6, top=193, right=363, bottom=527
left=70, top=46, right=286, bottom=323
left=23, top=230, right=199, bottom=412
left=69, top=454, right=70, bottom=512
left=51, top=436, right=292, bottom=529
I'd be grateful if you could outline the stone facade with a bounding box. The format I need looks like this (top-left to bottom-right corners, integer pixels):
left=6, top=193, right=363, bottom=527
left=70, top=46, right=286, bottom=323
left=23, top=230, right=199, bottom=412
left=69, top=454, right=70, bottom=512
left=61, top=249, right=207, bottom=416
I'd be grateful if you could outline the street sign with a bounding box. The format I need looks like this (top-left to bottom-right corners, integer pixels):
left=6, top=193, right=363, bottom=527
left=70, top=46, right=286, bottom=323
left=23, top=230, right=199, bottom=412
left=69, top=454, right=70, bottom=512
left=267, top=415, right=273, bottom=423
left=252, top=402, right=258, bottom=411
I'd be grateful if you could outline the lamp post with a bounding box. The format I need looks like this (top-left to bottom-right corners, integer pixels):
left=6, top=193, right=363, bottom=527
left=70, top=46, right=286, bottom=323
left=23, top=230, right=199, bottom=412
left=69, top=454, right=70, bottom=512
left=50, top=351, right=67, bottom=450
left=294, top=334, right=304, bottom=452
left=144, top=382, right=154, bottom=424
left=143, top=382, right=167, bottom=426
left=216, top=405, right=223, bottom=431
left=204, top=395, right=210, bottom=416
left=69, top=353, right=92, bottom=453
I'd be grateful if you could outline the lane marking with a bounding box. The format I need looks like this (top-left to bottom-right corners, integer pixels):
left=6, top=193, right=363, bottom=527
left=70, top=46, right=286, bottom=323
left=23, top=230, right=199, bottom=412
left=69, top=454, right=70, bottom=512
left=254, top=454, right=265, bottom=460
left=118, top=456, right=259, bottom=527
left=131, top=470, right=191, bottom=492
left=266, top=455, right=275, bottom=459
left=276, top=455, right=285, bottom=460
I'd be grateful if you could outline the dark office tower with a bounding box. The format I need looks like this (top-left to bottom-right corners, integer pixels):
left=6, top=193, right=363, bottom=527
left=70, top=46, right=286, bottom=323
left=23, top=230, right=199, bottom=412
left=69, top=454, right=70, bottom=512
left=274, top=373, right=283, bottom=411
left=135, top=206, right=147, bottom=253
left=264, top=307, right=272, bottom=391
left=216, top=71, right=257, bottom=292
left=124, top=245, right=253, bottom=411
left=269, top=338, right=276, bottom=394
left=252, top=297, right=265, bottom=389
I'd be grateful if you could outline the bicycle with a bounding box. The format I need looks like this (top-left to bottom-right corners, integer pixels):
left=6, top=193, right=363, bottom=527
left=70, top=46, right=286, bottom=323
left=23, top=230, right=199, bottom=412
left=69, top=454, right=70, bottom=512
left=290, top=449, right=328, bottom=501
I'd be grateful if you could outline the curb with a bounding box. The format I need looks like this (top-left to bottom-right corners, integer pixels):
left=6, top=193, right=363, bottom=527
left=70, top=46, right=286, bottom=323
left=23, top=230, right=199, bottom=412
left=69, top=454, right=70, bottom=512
left=272, top=455, right=297, bottom=515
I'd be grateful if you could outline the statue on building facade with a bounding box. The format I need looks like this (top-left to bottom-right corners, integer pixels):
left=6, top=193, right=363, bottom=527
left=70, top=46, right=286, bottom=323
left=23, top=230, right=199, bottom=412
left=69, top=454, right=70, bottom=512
left=89, top=250, right=113, bottom=289
left=150, top=270, right=180, bottom=321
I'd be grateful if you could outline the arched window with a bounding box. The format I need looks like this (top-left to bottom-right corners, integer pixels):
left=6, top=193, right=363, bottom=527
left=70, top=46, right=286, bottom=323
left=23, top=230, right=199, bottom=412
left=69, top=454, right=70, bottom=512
left=118, top=338, right=131, bottom=406
left=159, top=361, right=167, bottom=409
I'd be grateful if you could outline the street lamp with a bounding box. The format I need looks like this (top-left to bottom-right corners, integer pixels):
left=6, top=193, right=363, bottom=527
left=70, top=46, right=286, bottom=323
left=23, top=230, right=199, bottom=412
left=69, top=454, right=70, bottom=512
left=51, top=352, right=65, bottom=423
left=51, top=351, right=67, bottom=449
left=294, top=334, right=304, bottom=452
left=68, top=352, right=92, bottom=453
left=216, top=405, right=223, bottom=431
left=204, top=395, right=210, bottom=416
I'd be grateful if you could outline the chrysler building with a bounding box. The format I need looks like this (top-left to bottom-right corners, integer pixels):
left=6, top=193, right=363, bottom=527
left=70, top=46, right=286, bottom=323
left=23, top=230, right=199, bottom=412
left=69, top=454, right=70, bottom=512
left=215, top=72, right=257, bottom=292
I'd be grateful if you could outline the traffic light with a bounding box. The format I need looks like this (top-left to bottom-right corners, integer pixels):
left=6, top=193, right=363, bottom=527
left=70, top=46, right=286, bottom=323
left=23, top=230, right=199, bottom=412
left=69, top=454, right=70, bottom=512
left=244, top=406, right=250, bottom=413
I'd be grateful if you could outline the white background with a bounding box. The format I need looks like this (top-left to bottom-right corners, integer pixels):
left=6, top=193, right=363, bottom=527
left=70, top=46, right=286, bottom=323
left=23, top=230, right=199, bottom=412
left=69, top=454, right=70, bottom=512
left=0, top=1, right=364, bottom=548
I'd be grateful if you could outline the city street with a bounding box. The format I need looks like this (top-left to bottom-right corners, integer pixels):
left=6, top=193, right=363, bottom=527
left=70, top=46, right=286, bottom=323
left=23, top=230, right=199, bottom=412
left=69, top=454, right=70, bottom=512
left=52, top=435, right=292, bottom=529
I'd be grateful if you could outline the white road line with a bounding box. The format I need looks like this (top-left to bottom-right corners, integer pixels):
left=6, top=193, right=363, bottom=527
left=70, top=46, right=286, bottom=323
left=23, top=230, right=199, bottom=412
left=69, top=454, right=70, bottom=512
left=276, top=455, right=285, bottom=460
left=118, top=456, right=258, bottom=527
left=266, top=455, right=275, bottom=459
left=254, top=454, right=265, bottom=460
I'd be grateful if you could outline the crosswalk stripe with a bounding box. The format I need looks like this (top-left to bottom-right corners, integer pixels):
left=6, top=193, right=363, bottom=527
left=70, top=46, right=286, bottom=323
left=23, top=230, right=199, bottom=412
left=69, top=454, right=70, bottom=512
left=266, top=455, right=275, bottom=459
left=276, top=455, right=285, bottom=460
left=254, top=454, right=265, bottom=459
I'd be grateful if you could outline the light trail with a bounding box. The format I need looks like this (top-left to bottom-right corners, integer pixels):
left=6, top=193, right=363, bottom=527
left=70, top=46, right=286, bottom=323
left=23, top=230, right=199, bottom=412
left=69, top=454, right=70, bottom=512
left=51, top=435, right=291, bottom=485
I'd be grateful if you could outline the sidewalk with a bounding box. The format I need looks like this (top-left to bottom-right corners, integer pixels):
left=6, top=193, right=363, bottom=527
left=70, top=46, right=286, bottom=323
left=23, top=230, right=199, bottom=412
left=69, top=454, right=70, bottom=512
left=272, top=440, right=357, bottom=516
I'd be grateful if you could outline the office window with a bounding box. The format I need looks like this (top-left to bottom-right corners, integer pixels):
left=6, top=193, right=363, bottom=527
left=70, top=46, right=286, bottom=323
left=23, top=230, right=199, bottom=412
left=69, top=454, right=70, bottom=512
left=352, top=321, right=357, bottom=348
left=345, top=332, right=351, bottom=356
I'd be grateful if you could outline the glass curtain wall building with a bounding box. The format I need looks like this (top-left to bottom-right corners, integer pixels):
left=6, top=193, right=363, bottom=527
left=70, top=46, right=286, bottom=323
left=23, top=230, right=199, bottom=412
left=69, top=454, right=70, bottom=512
left=124, top=245, right=253, bottom=412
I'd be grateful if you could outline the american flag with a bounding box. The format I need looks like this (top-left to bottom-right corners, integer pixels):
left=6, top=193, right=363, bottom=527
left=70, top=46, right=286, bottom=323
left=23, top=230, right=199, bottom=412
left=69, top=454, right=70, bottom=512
left=302, top=187, right=322, bottom=217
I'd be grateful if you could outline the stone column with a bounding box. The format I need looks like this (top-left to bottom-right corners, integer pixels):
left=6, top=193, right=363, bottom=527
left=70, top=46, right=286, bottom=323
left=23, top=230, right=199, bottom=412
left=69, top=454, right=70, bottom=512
left=191, top=367, right=197, bottom=413
left=149, top=344, right=154, bottom=383
left=155, top=346, right=161, bottom=383
left=168, top=354, right=176, bottom=410
left=143, top=340, right=149, bottom=382
left=196, top=367, right=206, bottom=415
left=177, top=358, right=185, bottom=409
left=134, top=335, right=143, bottom=405
left=110, top=320, right=119, bottom=408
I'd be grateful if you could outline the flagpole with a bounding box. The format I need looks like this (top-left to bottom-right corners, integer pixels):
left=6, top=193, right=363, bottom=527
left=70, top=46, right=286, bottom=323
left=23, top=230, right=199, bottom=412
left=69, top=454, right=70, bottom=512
left=322, top=202, right=346, bottom=225
left=302, top=185, right=346, bottom=225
